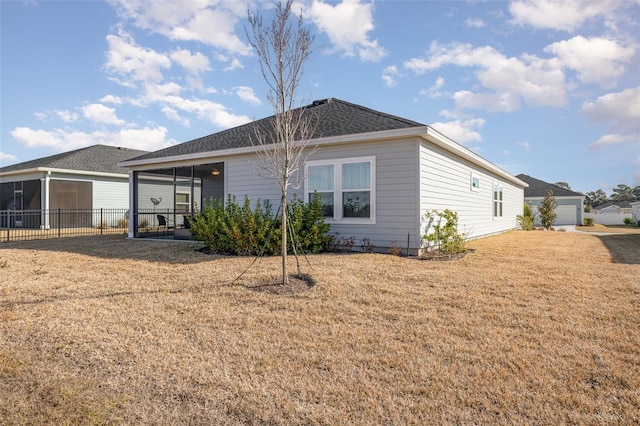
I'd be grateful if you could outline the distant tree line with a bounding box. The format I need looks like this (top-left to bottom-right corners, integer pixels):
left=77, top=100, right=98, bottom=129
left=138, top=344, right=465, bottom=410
left=554, top=182, right=640, bottom=208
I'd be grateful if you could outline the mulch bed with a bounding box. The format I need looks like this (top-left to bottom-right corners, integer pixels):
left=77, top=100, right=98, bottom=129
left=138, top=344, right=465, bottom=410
left=245, top=274, right=315, bottom=295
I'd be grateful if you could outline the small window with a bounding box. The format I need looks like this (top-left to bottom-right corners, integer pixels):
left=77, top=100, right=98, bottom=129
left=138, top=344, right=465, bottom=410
left=493, top=183, right=503, bottom=218
left=471, top=173, right=480, bottom=192
left=176, top=192, right=190, bottom=213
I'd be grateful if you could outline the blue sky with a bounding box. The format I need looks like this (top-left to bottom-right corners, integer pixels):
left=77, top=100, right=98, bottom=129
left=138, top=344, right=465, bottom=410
left=1, top=0, right=638, bottom=194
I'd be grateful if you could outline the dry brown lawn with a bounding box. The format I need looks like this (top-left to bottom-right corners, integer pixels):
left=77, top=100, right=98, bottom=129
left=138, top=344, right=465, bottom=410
left=1, top=231, right=638, bottom=425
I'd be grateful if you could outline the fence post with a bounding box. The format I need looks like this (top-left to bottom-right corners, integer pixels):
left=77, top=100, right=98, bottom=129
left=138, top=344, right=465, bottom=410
left=58, top=209, right=61, bottom=238
left=100, top=208, right=104, bottom=235
left=4, top=211, right=8, bottom=242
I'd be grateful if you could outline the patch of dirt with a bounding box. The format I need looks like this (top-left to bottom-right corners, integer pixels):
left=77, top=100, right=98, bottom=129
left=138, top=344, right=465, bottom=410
left=419, top=248, right=474, bottom=261
left=245, top=274, right=315, bottom=295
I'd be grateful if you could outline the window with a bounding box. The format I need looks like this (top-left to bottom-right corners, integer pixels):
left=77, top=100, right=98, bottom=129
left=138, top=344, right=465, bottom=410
left=176, top=192, right=190, bottom=213
left=306, top=156, right=375, bottom=223
left=493, top=183, right=503, bottom=218
left=471, top=173, right=480, bottom=192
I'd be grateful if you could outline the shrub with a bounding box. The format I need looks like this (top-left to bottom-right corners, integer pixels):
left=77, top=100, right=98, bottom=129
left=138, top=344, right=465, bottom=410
left=583, top=217, right=594, bottom=226
left=287, top=194, right=333, bottom=254
left=422, top=209, right=467, bottom=255
left=517, top=202, right=536, bottom=231
left=116, top=217, right=129, bottom=228
left=190, top=194, right=332, bottom=256
left=360, top=238, right=375, bottom=253
left=538, top=190, right=557, bottom=230
left=328, top=233, right=356, bottom=253
left=389, top=241, right=403, bottom=256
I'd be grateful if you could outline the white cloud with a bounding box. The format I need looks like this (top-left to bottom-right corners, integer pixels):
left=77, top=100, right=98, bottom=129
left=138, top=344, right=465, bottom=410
left=105, top=29, right=171, bottom=86
left=170, top=49, right=210, bottom=75
left=10, top=125, right=174, bottom=153
left=544, top=36, right=635, bottom=85
left=223, top=57, right=244, bottom=71
left=162, top=95, right=252, bottom=129
left=405, top=42, right=566, bottom=112
left=161, top=107, right=191, bottom=127
left=235, top=86, right=261, bottom=105
left=419, top=77, right=445, bottom=98
left=100, top=95, right=124, bottom=105
left=583, top=87, right=640, bottom=134
left=584, top=87, right=640, bottom=150
left=0, top=151, right=17, bottom=163
left=82, top=103, right=126, bottom=125
left=430, top=118, right=486, bottom=144
left=517, top=142, right=531, bottom=151
left=509, top=0, right=623, bottom=31
left=589, top=133, right=636, bottom=150
left=305, top=0, right=387, bottom=62
left=464, top=18, right=485, bottom=28
left=382, top=65, right=400, bottom=88
left=109, top=0, right=251, bottom=56
left=35, top=109, right=79, bottom=123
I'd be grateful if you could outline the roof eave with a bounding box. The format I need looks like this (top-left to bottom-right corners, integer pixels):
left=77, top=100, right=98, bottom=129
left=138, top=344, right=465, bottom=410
left=422, top=126, right=528, bottom=188
left=0, top=167, right=128, bottom=179
left=118, top=126, right=432, bottom=170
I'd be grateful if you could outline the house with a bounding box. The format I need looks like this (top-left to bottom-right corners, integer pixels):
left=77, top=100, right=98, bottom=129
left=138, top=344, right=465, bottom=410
left=120, top=98, right=527, bottom=253
left=631, top=201, right=640, bottom=223
left=592, top=200, right=632, bottom=214
left=515, top=174, right=585, bottom=226
left=0, top=145, right=148, bottom=228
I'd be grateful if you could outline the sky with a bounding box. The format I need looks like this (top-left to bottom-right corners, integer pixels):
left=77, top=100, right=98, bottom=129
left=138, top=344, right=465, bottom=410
left=1, top=0, right=638, bottom=194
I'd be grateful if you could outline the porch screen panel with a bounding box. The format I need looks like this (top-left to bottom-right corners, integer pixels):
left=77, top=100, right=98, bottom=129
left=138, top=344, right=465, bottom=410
left=49, top=180, right=92, bottom=228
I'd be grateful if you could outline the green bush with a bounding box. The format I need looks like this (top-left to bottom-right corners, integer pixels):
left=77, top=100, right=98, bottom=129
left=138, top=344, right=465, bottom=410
left=583, top=217, right=594, bottom=226
left=538, top=190, right=557, bottom=230
left=422, top=209, right=467, bottom=254
left=190, top=193, right=332, bottom=256
left=517, top=202, right=536, bottom=230
left=623, top=217, right=632, bottom=225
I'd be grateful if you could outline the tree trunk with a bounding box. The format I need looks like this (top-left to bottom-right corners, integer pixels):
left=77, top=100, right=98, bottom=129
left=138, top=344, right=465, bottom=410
left=281, top=193, right=288, bottom=285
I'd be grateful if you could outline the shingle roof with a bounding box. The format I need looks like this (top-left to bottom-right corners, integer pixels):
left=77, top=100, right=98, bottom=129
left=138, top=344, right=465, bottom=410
left=593, top=200, right=632, bottom=210
left=128, top=98, right=426, bottom=162
left=516, top=174, right=584, bottom=198
left=0, top=145, right=149, bottom=175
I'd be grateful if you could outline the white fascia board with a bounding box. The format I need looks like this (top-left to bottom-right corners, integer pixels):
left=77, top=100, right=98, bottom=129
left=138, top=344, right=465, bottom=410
left=118, top=127, right=432, bottom=171
left=525, top=196, right=586, bottom=201
left=422, top=126, right=528, bottom=188
left=0, top=167, right=127, bottom=179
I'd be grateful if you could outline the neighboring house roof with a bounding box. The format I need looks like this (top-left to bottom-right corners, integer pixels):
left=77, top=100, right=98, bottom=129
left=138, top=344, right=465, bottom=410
left=127, top=98, right=425, bottom=162
left=515, top=174, right=584, bottom=198
left=593, top=200, right=632, bottom=210
left=0, top=145, right=149, bottom=176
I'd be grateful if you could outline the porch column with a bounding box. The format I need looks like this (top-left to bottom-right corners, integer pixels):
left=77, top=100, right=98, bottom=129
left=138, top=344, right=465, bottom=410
left=128, top=171, right=138, bottom=238
left=40, top=172, right=50, bottom=229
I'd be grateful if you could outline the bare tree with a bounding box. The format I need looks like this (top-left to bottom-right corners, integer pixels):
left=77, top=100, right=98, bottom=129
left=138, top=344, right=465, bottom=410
left=246, top=0, right=314, bottom=285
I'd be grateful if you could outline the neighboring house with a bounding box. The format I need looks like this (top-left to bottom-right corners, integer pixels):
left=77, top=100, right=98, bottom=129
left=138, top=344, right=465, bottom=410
left=592, top=200, right=632, bottom=214
left=0, top=145, right=148, bottom=228
left=631, top=201, right=640, bottom=223
left=120, top=98, right=528, bottom=253
left=515, top=174, right=585, bottom=226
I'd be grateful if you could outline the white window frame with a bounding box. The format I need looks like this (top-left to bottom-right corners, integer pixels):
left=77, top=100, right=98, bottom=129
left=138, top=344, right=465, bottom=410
left=493, top=182, right=503, bottom=219
left=471, top=172, right=480, bottom=192
left=305, top=156, right=376, bottom=224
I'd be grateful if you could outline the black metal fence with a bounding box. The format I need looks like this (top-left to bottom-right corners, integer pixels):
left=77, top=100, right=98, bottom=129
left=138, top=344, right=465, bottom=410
left=0, top=209, right=130, bottom=242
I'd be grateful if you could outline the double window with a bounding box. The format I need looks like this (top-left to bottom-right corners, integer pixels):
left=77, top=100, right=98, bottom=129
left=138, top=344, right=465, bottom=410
left=306, top=156, right=375, bottom=223
left=175, top=192, right=191, bottom=213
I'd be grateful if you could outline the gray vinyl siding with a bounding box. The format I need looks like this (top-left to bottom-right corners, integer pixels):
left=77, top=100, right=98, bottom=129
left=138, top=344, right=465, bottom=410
left=224, top=139, right=422, bottom=252
left=93, top=177, right=129, bottom=209
left=419, top=142, right=522, bottom=241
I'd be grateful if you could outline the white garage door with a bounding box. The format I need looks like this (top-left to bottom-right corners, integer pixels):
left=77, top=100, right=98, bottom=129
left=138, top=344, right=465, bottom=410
left=554, top=205, right=577, bottom=225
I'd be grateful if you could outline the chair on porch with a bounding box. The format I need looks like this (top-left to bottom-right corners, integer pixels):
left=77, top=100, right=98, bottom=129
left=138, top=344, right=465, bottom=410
left=156, top=214, right=174, bottom=236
